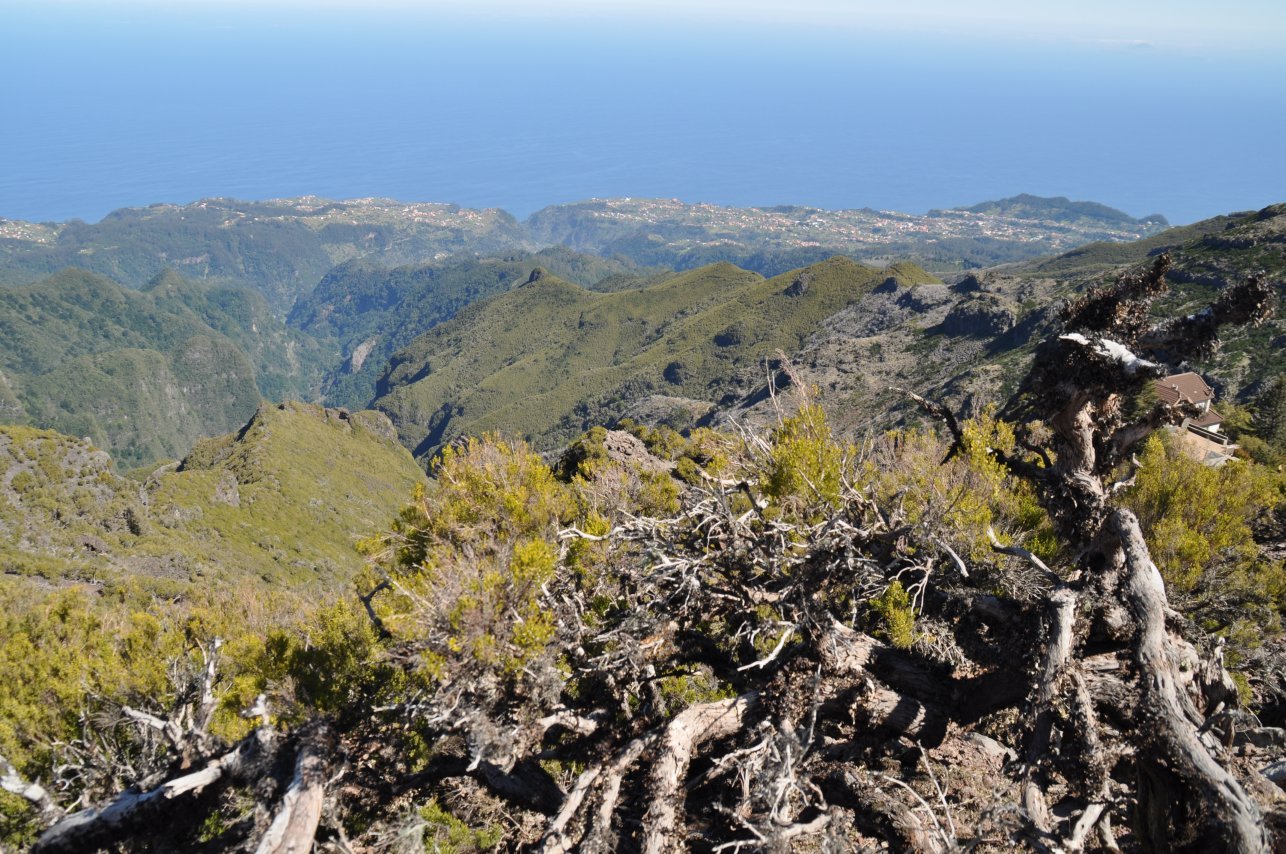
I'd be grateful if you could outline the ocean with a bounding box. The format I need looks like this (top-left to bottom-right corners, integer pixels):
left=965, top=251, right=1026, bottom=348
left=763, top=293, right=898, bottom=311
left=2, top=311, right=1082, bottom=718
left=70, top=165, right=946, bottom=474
left=2, top=3, right=1284, bottom=226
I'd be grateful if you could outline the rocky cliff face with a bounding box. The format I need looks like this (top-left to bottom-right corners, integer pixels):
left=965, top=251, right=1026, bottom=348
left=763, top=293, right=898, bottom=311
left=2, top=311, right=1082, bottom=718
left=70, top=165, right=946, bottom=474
left=937, top=293, right=1018, bottom=338
left=707, top=269, right=1061, bottom=436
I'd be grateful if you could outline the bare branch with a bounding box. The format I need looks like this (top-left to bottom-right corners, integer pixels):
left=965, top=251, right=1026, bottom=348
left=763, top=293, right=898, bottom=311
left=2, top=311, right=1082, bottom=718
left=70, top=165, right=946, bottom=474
left=891, top=386, right=964, bottom=462
left=33, top=727, right=278, bottom=854
left=987, top=526, right=1058, bottom=584
left=1, top=754, right=62, bottom=824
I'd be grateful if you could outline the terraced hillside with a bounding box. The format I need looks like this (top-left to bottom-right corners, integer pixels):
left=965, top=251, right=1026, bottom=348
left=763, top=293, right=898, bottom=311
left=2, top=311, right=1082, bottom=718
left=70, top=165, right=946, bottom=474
left=371, top=256, right=940, bottom=458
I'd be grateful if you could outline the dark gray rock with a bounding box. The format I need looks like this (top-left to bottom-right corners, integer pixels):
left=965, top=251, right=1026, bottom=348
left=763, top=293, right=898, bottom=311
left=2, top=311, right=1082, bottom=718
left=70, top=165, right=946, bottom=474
left=783, top=271, right=813, bottom=297
left=939, top=294, right=1018, bottom=338
left=896, top=284, right=953, bottom=313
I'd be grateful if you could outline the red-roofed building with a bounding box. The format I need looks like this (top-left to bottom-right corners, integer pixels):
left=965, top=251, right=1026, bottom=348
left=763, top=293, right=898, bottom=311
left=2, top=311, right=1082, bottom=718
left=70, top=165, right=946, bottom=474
left=1154, top=371, right=1234, bottom=464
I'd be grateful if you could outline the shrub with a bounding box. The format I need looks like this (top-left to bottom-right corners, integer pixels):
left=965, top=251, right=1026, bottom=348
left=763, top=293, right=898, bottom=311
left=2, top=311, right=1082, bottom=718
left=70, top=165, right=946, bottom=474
left=870, top=581, right=916, bottom=649
left=762, top=403, right=844, bottom=512
left=1124, top=432, right=1283, bottom=630
left=363, top=435, right=569, bottom=682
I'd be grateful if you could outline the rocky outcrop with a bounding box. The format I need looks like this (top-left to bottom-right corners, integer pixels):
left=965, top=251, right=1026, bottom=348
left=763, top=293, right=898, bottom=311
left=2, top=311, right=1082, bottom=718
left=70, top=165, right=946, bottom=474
left=348, top=337, right=379, bottom=374
left=938, top=294, right=1018, bottom=338
left=783, top=271, right=812, bottom=297
left=599, top=429, right=672, bottom=473
left=619, top=395, right=713, bottom=432
left=0, top=371, right=24, bottom=423
left=896, top=284, right=954, bottom=313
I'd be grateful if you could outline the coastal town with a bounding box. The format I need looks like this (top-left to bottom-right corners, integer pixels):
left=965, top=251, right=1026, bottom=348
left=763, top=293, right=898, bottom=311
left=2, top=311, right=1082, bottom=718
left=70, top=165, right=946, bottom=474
left=1, top=194, right=1171, bottom=275
left=534, top=195, right=1170, bottom=261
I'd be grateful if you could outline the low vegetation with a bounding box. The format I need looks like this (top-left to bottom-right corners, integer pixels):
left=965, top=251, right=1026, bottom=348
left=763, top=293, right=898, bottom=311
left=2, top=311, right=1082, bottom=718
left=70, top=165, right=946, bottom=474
left=1, top=256, right=1281, bottom=851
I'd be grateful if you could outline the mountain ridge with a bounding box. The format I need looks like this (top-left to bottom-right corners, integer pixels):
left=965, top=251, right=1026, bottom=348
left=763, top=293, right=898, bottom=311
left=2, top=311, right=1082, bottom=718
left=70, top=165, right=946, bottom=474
left=371, top=256, right=940, bottom=459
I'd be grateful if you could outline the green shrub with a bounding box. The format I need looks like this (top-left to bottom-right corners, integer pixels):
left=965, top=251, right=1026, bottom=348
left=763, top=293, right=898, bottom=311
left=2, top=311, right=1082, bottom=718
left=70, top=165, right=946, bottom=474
left=363, top=435, right=568, bottom=683
left=870, top=581, right=916, bottom=649
left=1124, top=433, right=1284, bottom=638
left=762, top=403, right=844, bottom=511
left=419, top=799, right=503, bottom=852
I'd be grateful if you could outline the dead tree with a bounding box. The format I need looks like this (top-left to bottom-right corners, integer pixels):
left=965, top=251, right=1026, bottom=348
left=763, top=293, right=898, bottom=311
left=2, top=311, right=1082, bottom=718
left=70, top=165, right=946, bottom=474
left=983, top=255, right=1278, bottom=850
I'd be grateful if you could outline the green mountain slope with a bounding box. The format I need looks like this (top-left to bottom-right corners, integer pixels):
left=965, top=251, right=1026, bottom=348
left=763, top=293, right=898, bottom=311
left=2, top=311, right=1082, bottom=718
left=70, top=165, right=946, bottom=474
left=288, top=247, right=658, bottom=409
left=0, top=197, right=527, bottom=313
left=0, top=269, right=328, bottom=467
left=953, top=193, right=1167, bottom=227
left=0, top=403, right=424, bottom=594
left=143, top=270, right=329, bottom=402
left=371, top=256, right=939, bottom=458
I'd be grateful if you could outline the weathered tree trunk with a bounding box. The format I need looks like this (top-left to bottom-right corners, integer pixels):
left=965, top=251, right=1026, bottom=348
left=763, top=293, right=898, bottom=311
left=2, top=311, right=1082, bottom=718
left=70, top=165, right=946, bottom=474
left=255, top=727, right=331, bottom=854
left=1114, top=509, right=1269, bottom=852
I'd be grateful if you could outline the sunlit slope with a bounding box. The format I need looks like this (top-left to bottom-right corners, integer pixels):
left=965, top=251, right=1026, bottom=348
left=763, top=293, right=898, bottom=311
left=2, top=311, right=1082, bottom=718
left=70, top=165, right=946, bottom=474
left=288, top=247, right=658, bottom=410
left=373, top=256, right=939, bottom=457
left=0, top=402, right=424, bottom=594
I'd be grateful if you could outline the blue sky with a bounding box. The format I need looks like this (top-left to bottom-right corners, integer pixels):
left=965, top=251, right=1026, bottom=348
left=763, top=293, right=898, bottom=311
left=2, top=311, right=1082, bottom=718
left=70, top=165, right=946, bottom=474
left=19, top=0, right=1286, bottom=48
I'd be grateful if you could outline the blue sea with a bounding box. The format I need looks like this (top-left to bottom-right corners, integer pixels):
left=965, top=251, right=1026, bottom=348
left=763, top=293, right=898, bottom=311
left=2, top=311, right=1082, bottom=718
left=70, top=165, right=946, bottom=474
left=2, top=3, right=1284, bottom=226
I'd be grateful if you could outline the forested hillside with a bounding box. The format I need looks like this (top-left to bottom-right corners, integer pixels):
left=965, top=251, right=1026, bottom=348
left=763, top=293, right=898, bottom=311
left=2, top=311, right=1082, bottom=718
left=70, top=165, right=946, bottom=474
left=0, top=269, right=325, bottom=467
